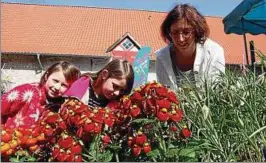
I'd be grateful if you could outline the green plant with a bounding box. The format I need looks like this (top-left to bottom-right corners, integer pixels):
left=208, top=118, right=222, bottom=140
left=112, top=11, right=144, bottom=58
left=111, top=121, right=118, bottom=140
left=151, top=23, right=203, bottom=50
left=176, top=68, right=266, bottom=161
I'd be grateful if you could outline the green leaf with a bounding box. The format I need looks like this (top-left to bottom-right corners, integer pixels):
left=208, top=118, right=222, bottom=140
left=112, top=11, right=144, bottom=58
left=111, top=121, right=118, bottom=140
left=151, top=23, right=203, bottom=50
left=88, top=135, right=100, bottom=159
left=179, top=148, right=196, bottom=158
left=146, top=149, right=160, bottom=158
left=179, top=155, right=198, bottom=162
left=9, top=157, right=20, bottom=162
left=19, top=156, right=27, bottom=162
left=108, top=144, right=122, bottom=151
left=26, top=157, right=36, bottom=162
left=132, top=118, right=156, bottom=125
left=97, top=151, right=113, bottom=162
left=186, top=139, right=212, bottom=150
left=166, top=148, right=180, bottom=158
left=202, top=105, right=210, bottom=120
left=178, top=148, right=198, bottom=162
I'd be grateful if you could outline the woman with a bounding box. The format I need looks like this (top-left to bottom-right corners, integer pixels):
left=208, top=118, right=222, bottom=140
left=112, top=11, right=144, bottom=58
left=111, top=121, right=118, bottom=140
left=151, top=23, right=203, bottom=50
left=156, top=4, right=225, bottom=90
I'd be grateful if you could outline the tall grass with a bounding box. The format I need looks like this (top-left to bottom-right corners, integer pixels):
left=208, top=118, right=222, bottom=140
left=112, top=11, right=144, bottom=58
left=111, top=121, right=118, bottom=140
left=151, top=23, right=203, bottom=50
left=176, top=63, right=266, bottom=161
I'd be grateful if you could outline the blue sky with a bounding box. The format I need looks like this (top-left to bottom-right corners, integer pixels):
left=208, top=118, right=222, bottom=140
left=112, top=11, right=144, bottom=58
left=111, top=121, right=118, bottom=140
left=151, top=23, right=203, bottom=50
left=2, top=0, right=243, bottom=17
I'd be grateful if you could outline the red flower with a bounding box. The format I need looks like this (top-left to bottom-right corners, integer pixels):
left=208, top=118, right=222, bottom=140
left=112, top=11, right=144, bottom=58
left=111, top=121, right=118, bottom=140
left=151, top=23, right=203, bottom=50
left=59, top=109, right=69, bottom=121
left=73, top=154, right=82, bottom=162
left=93, top=123, right=102, bottom=134
left=73, top=104, right=88, bottom=113
left=44, top=126, right=54, bottom=137
left=83, top=120, right=95, bottom=133
left=71, top=144, right=82, bottom=154
left=157, top=108, right=169, bottom=121
left=65, top=153, right=74, bottom=162
left=156, top=99, right=171, bottom=109
left=135, top=131, right=147, bottom=146
left=46, top=114, right=60, bottom=124
left=180, top=128, right=191, bottom=138
left=107, top=100, right=120, bottom=111
left=168, top=91, right=179, bottom=104
left=141, top=83, right=151, bottom=95
left=58, top=121, right=67, bottom=130
left=52, top=146, right=60, bottom=159
left=143, top=98, right=156, bottom=115
left=57, top=151, right=68, bottom=162
left=76, top=127, right=83, bottom=138
left=104, top=115, right=115, bottom=127
left=58, top=136, right=74, bottom=149
left=102, top=135, right=111, bottom=144
left=170, top=109, right=183, bottom=122
left=130, top=105, right=141, bottom=118
left=128, top=136, right=134, bottom=147
left=131, top=91, right=143, bottom=102
left=121, top=96, right=132, bottom=110
left=1, top=130, right=12, bottom=143
left=155, top=86, right=168, bottom=97
left=91, top=114, right=104, bottom=123
left=143, top=142, right=151, bottom=154
left=132, top=144, right=141, bottom=157
left=31, top=126, right=42, bottom=137
left=170, top=124, right=178, bottom=132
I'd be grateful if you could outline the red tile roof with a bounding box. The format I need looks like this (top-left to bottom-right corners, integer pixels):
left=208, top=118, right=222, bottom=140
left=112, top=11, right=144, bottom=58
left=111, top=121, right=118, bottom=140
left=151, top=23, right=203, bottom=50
left=1, top=3, right=266, bottom=64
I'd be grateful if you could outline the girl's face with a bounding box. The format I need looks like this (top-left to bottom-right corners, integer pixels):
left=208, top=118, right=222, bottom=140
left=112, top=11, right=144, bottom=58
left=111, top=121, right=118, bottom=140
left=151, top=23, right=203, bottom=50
left=170, top=19, right=195, bottom=52
left=101, top=77, right=127, bottom=100
left=44, top=70, right=70, bottom=98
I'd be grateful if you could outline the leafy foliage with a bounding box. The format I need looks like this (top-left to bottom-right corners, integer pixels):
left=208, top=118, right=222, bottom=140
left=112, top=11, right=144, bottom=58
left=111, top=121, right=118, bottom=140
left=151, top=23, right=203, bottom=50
left=176, top=66, right=266, bottom=162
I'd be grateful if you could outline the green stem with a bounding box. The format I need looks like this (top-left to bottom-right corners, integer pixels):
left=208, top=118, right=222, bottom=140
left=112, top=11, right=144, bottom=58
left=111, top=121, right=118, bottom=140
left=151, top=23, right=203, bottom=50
left=82, top=146, right=91, bottom=156
left=82, top=153, right=92, bottom=160
left=249, top=126, right=266, bottom=139
left=115, top=153, right=119, bottom=162
left=152, top=157, right=157, bottom=162
left=157, top=121, right=167, bottom=153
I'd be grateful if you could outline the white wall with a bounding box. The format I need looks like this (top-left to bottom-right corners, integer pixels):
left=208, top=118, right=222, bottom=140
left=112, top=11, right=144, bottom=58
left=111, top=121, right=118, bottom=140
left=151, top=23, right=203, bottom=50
left=1, top=54, right=157, bottom=92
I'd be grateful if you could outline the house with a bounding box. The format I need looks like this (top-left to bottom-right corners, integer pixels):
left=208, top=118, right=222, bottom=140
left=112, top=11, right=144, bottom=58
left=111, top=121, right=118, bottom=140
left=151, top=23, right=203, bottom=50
left=1, top=3, right=266, bottom=90
left=106, top=32, right=142, bottom=64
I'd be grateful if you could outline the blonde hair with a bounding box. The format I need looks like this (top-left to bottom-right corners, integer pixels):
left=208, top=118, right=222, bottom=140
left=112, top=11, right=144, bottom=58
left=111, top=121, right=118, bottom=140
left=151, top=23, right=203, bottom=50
left=83, top=59, right=134, bottom=95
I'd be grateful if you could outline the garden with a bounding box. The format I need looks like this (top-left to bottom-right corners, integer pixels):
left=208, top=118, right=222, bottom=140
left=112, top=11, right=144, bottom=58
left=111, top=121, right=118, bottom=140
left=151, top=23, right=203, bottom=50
left=1, top=55, right=266, bottom=162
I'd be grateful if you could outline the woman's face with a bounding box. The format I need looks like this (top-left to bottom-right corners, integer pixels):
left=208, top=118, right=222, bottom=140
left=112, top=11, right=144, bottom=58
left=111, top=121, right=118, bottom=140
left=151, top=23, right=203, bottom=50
left=170, top=19, right=195, bottom=52
left=101, top=77, right=127, bottom=100
left=44, top=70, right=70, bottom=98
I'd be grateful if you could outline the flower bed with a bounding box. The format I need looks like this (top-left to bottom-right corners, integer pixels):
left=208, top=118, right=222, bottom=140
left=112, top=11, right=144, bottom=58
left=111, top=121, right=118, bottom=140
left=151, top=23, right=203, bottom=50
left=2, top=67, right=266, bottom=162
left=1, top=82, right=192, bottom=162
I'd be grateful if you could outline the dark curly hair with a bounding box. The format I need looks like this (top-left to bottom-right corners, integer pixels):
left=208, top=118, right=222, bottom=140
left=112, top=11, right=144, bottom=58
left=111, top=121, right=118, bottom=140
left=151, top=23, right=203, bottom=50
left=161, top=4, right=210, bottom=44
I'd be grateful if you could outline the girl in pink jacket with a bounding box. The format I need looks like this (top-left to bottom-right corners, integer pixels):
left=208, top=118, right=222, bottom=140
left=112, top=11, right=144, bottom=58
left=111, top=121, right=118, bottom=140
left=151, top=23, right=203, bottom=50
left=64, top=59, right=134, bottom=108
left=1, top=61, right=80, bottom=128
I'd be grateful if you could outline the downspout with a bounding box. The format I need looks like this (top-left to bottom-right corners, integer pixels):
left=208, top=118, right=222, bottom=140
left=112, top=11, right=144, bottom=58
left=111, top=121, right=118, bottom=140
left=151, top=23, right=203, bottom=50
left=36, top=53, right=44, bottom=71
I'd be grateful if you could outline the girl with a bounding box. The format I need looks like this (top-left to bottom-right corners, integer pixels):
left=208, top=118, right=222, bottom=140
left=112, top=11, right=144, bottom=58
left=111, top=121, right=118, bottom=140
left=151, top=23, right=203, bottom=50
left=1, top=61, right=81, bottom=128
left=64, top=59, right=134, bottom=108
left=156, top=4, right=225, bottom=90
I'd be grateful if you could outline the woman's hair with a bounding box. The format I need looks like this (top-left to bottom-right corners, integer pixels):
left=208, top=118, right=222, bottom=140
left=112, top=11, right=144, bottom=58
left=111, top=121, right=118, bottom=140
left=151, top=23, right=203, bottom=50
left=161, top=4, right=210, bottom=44
left=39, top=61, right=81, bottom=87
left=83, top=59, right=134, bottom=95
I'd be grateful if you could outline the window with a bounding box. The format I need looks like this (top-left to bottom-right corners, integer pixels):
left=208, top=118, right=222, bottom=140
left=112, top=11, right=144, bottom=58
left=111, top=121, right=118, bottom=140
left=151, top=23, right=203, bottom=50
left=122, top=38, right=133, bottom=50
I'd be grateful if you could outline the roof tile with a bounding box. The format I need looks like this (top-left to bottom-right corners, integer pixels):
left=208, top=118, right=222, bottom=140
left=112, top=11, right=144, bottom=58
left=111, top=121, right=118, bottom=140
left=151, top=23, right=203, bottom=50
left=1, top=3, right=266, bottom=64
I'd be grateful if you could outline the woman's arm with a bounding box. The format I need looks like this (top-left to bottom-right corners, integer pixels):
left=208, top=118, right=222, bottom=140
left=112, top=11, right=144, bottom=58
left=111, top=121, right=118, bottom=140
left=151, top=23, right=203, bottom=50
left=156, top=58, right=172, bottom=88
left=208, top=45, right=226, bottom=82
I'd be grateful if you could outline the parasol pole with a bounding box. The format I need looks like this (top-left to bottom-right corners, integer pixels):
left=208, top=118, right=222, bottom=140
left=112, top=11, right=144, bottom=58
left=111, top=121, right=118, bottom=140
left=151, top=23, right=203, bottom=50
left=241, top=18, right=249, bottom=65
